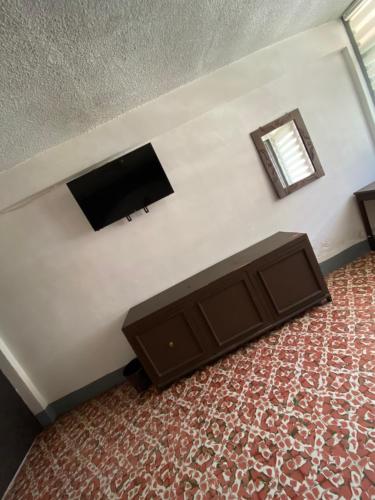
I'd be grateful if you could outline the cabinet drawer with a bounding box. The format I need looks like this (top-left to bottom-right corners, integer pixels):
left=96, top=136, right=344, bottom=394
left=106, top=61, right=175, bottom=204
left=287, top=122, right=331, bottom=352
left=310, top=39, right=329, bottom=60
left=132, top=310, right=205, bottom=383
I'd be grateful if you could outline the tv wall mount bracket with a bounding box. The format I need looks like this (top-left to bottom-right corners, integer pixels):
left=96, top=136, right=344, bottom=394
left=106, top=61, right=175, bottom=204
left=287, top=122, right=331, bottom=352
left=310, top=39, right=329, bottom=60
left=126, top=206, right=149, bottom=222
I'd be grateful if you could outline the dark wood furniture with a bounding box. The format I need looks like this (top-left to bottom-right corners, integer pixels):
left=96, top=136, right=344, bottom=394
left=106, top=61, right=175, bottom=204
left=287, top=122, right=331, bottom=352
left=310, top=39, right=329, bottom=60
left=251, top=109, right=325, bottom=198
left=354, top=181, right=375, bottom=251
left=122, top=232, right=330, bottom=388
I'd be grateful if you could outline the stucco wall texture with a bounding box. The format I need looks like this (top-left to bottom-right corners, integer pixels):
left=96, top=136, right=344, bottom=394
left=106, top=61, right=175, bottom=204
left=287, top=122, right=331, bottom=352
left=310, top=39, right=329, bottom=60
left=0, top=0, right=350, bottom=171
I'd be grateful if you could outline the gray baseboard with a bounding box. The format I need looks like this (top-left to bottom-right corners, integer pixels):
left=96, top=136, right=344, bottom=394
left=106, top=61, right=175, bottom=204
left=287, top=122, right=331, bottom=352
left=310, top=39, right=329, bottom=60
left=36, top=366, right=125, bottom=426
left=319, top=239, right=370, bottom=275
left=35, top=239, right=371, bottom=427
left=35, top=407, right=56, bottom=427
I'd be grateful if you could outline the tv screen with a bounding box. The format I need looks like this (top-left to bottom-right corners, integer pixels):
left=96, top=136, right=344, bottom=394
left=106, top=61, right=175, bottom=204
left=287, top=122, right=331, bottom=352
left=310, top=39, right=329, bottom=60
left=67, top=143, right=174, bottom=230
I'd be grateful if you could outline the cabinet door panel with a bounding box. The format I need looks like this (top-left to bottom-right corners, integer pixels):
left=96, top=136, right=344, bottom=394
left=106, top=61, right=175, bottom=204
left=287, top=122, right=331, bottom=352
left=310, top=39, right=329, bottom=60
left=133, top=310, right=205, bottom=382
left=255, top=244, right=325, bottom=317
left=195, top=271, right=269, bottom=348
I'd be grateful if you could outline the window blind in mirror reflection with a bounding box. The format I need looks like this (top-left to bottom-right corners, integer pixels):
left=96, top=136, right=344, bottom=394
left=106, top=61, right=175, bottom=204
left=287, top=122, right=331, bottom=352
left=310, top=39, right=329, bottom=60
left=261, top=121, right=315, bottom=187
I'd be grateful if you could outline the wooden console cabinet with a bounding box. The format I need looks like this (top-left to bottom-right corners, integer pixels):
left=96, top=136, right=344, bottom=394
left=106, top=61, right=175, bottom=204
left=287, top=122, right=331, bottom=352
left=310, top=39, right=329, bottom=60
left=122, top=232, right=330, bottom=388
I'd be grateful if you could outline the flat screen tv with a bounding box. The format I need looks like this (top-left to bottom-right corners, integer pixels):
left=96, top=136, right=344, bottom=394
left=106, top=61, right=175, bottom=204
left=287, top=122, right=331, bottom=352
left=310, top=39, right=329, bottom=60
left=67, top=143, right=174, bottom=231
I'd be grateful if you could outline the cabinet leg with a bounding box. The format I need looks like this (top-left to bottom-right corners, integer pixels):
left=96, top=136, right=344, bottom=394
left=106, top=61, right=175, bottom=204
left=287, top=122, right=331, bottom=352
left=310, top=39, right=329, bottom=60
left=320, top=294, right=332, bottom=305
left=357, top=199, right=375, bottom=251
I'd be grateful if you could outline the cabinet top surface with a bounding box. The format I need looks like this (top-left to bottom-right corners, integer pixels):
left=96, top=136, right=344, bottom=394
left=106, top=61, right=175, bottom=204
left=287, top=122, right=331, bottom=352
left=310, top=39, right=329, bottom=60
left=123, top=231, right=304, bottom=328
left=354, top=181, right=375, bottom=197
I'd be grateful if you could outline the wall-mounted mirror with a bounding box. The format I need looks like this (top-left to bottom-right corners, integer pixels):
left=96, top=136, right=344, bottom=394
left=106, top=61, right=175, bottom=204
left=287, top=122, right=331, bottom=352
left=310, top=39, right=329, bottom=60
left=251, top=109, right=324, bottom=198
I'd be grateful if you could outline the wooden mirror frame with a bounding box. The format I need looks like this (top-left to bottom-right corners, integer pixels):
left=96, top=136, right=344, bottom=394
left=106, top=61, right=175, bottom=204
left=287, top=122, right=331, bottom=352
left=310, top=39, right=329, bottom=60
left=250, top=109, right=325, bottom=198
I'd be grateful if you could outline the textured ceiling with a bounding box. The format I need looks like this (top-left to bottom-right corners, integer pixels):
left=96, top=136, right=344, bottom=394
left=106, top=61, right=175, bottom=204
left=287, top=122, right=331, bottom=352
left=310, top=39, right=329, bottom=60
left=0, top=0, right=351, bottom=171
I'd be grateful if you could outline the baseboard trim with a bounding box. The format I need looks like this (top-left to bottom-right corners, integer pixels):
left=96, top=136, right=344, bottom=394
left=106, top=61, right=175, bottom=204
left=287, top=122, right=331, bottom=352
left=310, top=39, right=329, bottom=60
left=35, top=239, right=371, bottom=427
left=35, top=407, right=56, bottom=426
left=319, top=239, right=370, bottom=275
left=36, top=366, right=125, bottom=426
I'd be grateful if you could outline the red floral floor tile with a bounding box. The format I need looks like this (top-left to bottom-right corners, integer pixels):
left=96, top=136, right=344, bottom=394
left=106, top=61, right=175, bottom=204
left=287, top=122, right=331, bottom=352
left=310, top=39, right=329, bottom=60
left=5, top=253, right=375, bottom=499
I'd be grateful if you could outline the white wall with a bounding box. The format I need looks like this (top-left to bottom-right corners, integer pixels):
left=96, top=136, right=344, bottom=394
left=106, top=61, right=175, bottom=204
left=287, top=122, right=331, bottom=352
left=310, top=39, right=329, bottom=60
left=1, top=22, right=375, bottom=409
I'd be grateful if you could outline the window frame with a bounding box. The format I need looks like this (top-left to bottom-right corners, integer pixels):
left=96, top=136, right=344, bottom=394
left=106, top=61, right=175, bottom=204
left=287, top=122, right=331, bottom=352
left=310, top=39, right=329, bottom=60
left=342, top=0, right=375, bottom=107
left=250, top=109, right=325, bottom=199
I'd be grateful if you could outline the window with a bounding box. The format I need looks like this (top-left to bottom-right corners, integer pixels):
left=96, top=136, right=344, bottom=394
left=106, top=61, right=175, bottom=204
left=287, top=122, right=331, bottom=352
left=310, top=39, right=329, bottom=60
left=343, top=0, right=375, bottom=103
left=250, top=109, right=325, bottom=198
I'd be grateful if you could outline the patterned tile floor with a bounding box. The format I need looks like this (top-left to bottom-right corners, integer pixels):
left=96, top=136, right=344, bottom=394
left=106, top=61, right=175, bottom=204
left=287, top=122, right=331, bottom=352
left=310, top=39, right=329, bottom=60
left=6, top=253, right=375, bottom=499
